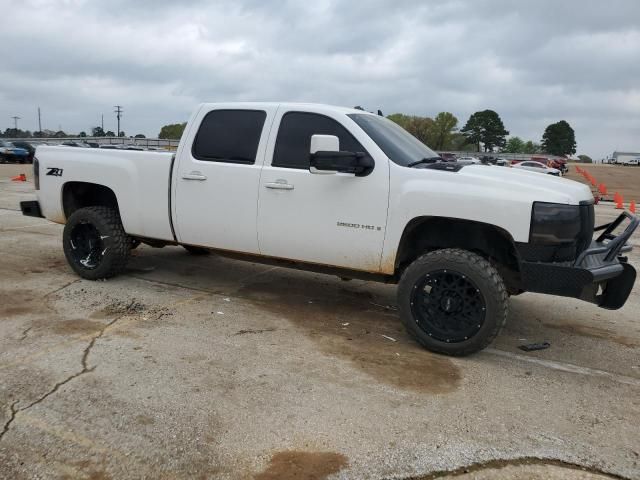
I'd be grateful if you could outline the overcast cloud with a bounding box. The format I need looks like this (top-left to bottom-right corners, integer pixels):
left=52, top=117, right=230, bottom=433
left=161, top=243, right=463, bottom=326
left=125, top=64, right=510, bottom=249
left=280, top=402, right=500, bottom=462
left=1, top=0, right=639, bottom=157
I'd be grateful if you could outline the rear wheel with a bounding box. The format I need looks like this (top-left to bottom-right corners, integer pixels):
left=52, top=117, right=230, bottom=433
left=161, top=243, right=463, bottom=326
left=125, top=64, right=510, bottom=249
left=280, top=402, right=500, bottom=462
left=397, top=248, right=508, bottom=356
left=63, top=206, right=130, bottom=280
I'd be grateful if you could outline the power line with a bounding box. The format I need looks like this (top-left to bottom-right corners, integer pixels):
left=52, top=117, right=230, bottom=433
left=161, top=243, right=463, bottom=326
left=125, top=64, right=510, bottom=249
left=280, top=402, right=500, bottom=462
left=114, top=105, right=123, bottom=136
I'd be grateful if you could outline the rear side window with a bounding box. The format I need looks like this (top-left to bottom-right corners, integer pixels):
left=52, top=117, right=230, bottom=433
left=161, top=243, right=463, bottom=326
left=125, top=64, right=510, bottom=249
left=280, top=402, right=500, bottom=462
left=272, top=112, right=367, bottom=169
left=192, top=109, right=266, bottom=164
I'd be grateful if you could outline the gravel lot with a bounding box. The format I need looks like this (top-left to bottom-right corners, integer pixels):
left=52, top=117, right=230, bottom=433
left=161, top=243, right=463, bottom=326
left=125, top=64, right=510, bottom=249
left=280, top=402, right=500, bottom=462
left=0, top=165, right=638, bottom=479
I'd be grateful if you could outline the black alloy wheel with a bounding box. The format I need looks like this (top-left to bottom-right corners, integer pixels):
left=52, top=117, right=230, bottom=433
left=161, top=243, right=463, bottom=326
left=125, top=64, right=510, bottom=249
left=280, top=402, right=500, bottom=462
left=69, top=222, right=105, bottom=269
left=410, top=269, right=486, bottom=343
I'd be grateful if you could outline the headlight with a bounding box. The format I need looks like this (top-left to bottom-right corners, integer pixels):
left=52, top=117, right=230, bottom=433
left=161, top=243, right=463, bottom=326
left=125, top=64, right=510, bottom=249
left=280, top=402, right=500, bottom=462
left=530, top=202, right=581, bottom=244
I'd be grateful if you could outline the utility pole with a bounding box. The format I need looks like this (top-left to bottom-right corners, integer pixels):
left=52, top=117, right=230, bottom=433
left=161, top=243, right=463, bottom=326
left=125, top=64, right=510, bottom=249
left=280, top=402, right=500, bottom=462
left=114, top=105, right=123, bottom=136
left=38, top=108, right=42, bottom=133
left=101, top=114, right=104, bottom=132
left=11, top=116, right=21, bottom=133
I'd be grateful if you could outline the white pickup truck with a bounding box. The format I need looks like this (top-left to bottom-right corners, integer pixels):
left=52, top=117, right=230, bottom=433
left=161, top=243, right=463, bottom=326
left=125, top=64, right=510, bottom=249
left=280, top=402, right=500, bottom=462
left=21, top=103, right=638, bottom=356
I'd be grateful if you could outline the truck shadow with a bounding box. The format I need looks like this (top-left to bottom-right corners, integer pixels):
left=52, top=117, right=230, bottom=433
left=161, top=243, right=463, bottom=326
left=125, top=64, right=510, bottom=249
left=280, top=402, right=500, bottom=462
left=129, top=248, right=462, bottom=394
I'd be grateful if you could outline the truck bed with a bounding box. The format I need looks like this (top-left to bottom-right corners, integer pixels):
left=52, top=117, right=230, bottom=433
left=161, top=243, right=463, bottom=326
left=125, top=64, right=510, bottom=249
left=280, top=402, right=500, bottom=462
left=35, top=146, right=175, bottom=241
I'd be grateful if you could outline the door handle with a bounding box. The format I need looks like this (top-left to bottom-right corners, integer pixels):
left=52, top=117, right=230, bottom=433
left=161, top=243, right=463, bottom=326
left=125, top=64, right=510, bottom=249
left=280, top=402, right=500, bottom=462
left=182, top=172, right=207, bottom=181
left=265, top=180, right=294, bottom=190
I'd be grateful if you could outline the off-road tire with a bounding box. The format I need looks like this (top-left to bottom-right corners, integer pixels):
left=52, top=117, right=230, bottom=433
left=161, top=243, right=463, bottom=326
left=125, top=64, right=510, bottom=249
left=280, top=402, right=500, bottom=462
left=398, top=248, right=508, bottom=356
left=183, top=245, right=210, bottom=255
left=63, top=206, right=130, bottom=280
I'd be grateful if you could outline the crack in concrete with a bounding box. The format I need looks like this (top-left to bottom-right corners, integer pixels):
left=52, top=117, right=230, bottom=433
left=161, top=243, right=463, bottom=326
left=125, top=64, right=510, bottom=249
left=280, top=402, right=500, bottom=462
left=404, top=456, right=630, bottom=480
left=0, top=402, right=18, bottom=441
left=0, top=300, right=136, bottom=443
left=18, top=326, right=32, bottom=341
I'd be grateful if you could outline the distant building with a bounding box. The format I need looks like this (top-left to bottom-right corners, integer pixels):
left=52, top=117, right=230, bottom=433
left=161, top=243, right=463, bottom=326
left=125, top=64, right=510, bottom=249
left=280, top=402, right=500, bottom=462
left=610, top=151, right=640, bottom=164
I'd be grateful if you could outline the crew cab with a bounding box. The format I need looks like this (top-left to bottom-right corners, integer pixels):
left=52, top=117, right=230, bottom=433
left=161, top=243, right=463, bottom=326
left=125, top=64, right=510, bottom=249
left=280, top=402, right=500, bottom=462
left=21, top=103, right=639, bottom=356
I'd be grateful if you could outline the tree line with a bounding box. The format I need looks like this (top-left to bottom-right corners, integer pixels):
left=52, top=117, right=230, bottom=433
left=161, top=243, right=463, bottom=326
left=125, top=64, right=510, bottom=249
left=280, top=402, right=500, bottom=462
left=386, top=109, right=577, bottom=157
left=0, top=127, right=146, bottom=139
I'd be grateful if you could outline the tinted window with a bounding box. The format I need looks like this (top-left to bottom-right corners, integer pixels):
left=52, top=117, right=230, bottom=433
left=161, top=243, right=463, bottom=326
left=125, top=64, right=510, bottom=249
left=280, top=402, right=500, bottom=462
left=273, top=112, right=367, bottom=169
left=192, top=109, right=266, bottom=164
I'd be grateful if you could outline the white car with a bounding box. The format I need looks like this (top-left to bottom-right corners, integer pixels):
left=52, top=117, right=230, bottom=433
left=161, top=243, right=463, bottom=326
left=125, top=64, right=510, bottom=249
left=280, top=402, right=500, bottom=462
left=21, top=102, right=639, bottom=356
left=512, top=160, right=561, bottom=176
left=456, top=156, right=481, bottom=165
left=622, top=158, right=640, bottom=166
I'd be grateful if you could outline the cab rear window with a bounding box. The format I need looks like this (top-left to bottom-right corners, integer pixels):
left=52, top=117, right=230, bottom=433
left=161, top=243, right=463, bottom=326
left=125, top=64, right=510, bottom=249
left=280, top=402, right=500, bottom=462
left=192, top=110, right=266, bottom=164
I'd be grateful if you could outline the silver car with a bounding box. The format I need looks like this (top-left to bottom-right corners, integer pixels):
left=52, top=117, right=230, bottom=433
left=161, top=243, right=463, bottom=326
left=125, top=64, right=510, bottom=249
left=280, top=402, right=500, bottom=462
left=512, top=160, right=561, bottom=176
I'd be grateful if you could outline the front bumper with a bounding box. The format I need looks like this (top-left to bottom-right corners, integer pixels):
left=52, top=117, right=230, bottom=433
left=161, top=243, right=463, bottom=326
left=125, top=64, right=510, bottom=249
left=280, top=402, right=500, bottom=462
left=520, top=211, right=639, bottom=310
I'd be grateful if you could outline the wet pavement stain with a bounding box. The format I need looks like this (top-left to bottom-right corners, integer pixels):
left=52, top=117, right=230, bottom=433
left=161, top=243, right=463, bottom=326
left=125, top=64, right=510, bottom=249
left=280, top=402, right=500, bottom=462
left=49, top=319, right=104, bottom=335
left=238, top=278, right=461, bottom=394
left=0, top=289, right=46, bottom=317
left=254, top=451, right=348, bottom=480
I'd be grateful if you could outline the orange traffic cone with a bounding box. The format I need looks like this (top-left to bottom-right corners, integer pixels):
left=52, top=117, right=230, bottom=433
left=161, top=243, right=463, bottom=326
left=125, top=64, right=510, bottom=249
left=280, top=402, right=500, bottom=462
left=11, top=173, right=27, bottom=182
left=576, top=166, right=582, bottom=174
left=598, top=183, right=608, bottom=196
left=615, top=193, right=624, bottom=209
left=630, top=201, right=636, bottom=214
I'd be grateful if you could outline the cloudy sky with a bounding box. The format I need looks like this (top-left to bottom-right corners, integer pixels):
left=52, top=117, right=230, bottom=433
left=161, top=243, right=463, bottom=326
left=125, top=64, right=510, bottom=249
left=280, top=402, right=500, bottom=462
left=1, top=0, right=639, bottom=158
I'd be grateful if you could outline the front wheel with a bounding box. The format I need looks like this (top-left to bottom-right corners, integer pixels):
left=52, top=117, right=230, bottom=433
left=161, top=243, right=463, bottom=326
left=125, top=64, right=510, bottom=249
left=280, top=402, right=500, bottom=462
left=397, top=248, right=508, bottom=356
left=63, top=206, right=130, bottom=280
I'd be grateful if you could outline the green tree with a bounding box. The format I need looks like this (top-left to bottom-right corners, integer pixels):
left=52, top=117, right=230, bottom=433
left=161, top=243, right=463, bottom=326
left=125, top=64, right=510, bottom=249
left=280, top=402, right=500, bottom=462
left=541, top=120, right=576, bottom=156
left=502, top=136, right=525, bottom=153
left=159, top=122, right=187, bottom=140
left=53, top=130, right=66, bottom=138
left=522, top=141, right=541, bottom=154
left=105, top=130, right=115, bottom=137
left=134, top=133, right=146, bottom=138
left=387, top=114, right=435, bottom=146
left=118, top=131, right=126, bottom=137
left=92, top=126, right=105, bottom=137
left=461, top=110, right=509, bottom=152
left=79, top=131, right=87, bottom=137
left=577, top=154, right=593, bottom=163
left=431, top=112, right=458, bottom=150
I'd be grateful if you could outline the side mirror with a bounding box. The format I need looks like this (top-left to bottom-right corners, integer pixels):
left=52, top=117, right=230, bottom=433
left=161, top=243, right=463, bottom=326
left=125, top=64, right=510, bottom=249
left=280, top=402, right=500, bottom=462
left=309, top=134, right=374, bottom=176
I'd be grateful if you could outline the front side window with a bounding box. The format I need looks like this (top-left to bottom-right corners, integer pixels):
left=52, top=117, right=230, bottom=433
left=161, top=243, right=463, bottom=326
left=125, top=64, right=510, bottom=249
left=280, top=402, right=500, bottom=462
left=192, top=109, right=266, bottom=164
left=272, top=112, right=367, bottom=169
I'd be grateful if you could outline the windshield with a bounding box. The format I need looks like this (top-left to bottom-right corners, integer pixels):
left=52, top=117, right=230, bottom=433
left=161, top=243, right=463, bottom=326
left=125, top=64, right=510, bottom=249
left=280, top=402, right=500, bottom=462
left=348, top=113, right=439, bottom=167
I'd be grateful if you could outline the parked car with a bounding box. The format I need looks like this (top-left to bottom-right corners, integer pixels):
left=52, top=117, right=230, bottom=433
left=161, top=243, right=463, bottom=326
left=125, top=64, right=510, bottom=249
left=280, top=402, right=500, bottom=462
left=622, top=157, right=640, bottom=166
left=22, top=102, right=639, bottom=357
left=456, top=156, right=481, bottom=165
left=0, top=140, right=30, bottom=163
left=438, top=152, right=457, bottom=162
left=512, top=160, right=561, bottom=176
left=495, top=159, right=510, bottom=167
left=10, top=141, right=35, bottom=163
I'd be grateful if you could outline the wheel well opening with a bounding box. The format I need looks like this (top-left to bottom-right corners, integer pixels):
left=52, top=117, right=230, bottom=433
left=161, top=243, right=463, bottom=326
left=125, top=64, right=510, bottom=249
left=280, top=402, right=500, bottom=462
left=396, top=217, right=522, bottom=293
left=62, top=182, right=119, bottom=219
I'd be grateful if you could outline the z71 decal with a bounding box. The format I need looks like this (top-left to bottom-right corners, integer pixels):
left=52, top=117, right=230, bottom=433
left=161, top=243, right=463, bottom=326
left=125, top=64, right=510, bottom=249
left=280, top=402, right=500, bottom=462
left=46, top=167, right=64, bottom=177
